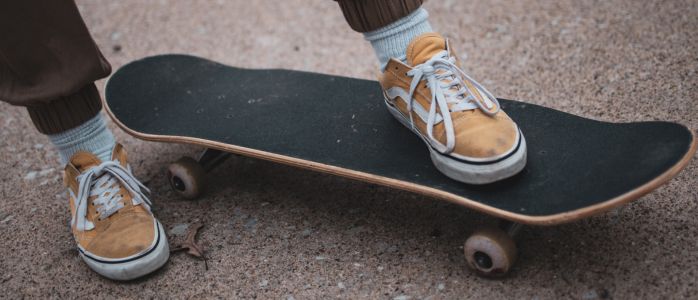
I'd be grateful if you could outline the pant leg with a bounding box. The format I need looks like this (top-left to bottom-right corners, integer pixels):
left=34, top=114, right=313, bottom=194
left=335, top=0, right=424, bottom=33
left=0, top=0, right=111, bottom=134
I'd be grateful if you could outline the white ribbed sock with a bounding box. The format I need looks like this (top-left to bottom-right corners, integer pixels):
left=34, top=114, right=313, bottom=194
left=48, top=114, right=116, bottom=164
left=363, top=8, right=433, bottom=70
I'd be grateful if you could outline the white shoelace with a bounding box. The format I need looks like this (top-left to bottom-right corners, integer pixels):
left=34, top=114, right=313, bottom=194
left=71, top=160, right=151, bottom=231
left=406, top=50, right=500, bottom=154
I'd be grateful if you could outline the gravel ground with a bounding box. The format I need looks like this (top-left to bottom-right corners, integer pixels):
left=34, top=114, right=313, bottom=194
left=1, top=0, right=696, bottom=298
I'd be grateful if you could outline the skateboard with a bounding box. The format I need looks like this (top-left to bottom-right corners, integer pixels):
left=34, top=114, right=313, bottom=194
left=104, top=54, right=696, bottom=277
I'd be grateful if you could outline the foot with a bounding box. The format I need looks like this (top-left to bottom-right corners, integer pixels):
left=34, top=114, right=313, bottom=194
left=64, top=143, right=169, bottom=280
left=379, top=33, right=527, bottom=184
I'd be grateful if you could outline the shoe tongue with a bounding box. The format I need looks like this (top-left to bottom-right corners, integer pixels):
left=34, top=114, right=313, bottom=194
left=407, top=33, right=465, bottom=102
left=110, top=144, right=128, bottom=168
left=406, top=33, right=447, bottom=66
left=69, top=144, right=127, bottom=173
left=69, top=152, right=102, bottom=173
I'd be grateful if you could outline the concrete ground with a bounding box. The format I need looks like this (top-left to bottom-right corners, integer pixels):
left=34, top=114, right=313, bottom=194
left=1, top=0, right=697, bottom=298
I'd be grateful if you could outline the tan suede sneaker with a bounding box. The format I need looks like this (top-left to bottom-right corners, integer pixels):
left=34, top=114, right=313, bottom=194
left=379, top=33, right=527, bottom=184
left=64, top=143, right=168, bottom=280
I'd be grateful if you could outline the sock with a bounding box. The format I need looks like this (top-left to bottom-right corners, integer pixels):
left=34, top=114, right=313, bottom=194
left=48, top=114, right=116, bottom=164
left=363, top=8, right=433, bottom=70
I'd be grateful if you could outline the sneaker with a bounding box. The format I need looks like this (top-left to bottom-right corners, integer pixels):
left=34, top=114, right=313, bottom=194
left=379, top=33, right=527, bottom=184
left=64, top=143, right=169, bottom=280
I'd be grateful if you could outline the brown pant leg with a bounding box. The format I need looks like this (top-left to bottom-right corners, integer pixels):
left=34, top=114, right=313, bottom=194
left=335, top=0, right=424, bottom=33
left=0, top=0, right=111, bottom=134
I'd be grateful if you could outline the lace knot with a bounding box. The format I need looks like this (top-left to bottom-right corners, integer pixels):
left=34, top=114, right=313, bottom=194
left=404, top=50, right=500, bottom=154
left=71, top=160, right=151, bottom=231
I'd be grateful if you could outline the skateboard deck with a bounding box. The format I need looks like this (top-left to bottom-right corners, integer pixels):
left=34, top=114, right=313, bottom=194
left=104, top=54, right=696, bottom=226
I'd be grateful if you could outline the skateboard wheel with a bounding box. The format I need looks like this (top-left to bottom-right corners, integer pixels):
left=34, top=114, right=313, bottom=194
left=167, top=157, right=205, bottom=199
left=464, top=227, right=517, bottom=277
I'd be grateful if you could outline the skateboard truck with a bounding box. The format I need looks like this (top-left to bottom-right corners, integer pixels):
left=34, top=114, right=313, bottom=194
left=167, top=147, right=524, bottom=278
left=167, top=150, right=525, bottom=278
left=167, top=148, right=231, bottom=199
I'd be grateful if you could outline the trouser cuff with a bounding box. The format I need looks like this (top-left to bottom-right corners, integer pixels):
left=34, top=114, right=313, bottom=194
left=337, top=0, right=424, bottom=33
left=26, top=83, right=103, bottom=135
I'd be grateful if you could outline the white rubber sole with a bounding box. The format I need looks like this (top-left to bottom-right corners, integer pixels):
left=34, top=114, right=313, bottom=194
left=79, top=221, right=169, bottom=281
left=385, top=100, right=527, bottom=184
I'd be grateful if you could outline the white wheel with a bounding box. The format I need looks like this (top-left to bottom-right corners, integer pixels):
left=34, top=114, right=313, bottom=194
left=464, top=227, right=517, bottom=277
left=167, top=157, right=205, bottom=199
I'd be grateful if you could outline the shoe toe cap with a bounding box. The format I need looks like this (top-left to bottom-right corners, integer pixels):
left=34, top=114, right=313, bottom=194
left=84, top=213, right=157, bottom=260
left=452, top=114, right=520, bottom=159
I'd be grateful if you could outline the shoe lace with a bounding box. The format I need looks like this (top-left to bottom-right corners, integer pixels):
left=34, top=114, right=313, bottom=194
left=71, top=160, right=151, bottom=231
left=406, top=50, right=500, bottom=154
